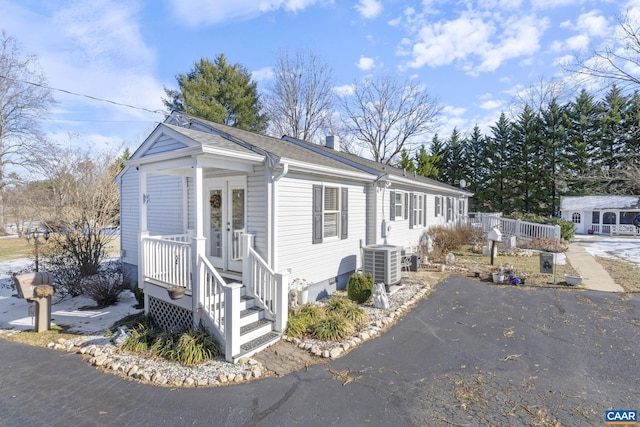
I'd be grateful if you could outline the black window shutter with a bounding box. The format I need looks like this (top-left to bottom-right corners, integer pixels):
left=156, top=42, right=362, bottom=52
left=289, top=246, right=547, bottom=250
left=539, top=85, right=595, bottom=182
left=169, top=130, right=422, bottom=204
left=389, top=191, right=395, bottom=220
left=409, top=192, right=414, bottom=229
left=404, top=193, right=409, bottom=220
left=312, top=185, right=323, bottom=244
left=341, top=188, right=348, bottom=239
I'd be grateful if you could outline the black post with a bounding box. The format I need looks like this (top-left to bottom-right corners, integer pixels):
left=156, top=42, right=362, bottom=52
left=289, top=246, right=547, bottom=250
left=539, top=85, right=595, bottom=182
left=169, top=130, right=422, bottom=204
left=490, top=241, right=496, bottom=265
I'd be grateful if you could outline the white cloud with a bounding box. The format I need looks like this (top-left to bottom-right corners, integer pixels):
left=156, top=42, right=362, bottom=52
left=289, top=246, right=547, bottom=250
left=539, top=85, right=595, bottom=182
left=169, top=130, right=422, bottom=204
left=553, top=54, right=574, bottom=67
left=334, top=84, right=355, bottom=96
left=480, top=99, right=502, bottom=110
left=168, top=0, right=325, bottom=26
left=530, top=0, right=581, bottom=9
left=252, top=67, right=274, bottom=82
left=357, top=56, right=375, bottom=70
left=404, top=11, right=547, bottom=74
left=355, top=0, right=383, bottom=19
left=442, top=105, right=466, bottom=116
left=565, top=34, right=589, bottom=50
left=575, top=11, right=609, bottom=37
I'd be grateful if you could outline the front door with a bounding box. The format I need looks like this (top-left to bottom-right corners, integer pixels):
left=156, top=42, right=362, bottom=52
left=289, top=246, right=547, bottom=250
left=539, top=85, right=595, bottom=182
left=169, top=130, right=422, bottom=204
left=205, top=177, right=246, bottom=272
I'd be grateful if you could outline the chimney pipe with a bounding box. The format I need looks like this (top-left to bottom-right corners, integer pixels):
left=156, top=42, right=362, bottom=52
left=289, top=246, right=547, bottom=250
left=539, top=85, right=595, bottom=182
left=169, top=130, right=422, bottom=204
left=326, top=135, right=340, bottom=151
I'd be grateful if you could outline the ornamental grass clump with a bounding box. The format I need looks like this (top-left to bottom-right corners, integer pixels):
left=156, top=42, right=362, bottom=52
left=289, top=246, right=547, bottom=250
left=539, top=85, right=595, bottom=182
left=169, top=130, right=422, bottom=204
left=286, top=296, right=368, bottom=341
left=313, top=315, right=354, bottom=341
left=120, top=319, right=220, bottom=365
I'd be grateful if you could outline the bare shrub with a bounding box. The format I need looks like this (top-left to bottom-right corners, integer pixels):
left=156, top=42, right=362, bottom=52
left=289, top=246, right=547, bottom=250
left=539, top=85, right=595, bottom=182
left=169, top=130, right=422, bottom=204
left=424, top=225, right=480, bottom=258
left=527, top=237, right=567, bottom=252
left=79, top=263, right=125, bottom=307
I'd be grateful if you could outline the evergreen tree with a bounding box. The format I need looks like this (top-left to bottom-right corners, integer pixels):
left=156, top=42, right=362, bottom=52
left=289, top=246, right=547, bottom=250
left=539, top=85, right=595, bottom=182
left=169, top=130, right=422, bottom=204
left=397, top=149, right=416, bottom=172
left=563, top=89, right=599, bottom=194
left=540, top=98, right=567, bottom=216
left=440, top=128, right=465, bottom=185
left=163, top=54, right=267, bottom=132
left=415, top=144, right=440, bottom=178
left=464, top=125, right=489, bottom=212
left=484, top=113, right=512, bottom=213
left=428, top=134, right=447, bottom=178
left=511, top=106, right=543, bottom=214
left=596, top=85, right=627, bottom=172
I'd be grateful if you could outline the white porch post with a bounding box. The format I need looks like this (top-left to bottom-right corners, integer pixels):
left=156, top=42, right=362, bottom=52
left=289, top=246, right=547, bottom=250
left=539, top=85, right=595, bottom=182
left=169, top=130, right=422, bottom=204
left=224, top=282, right=242, bottom=362
left=242, top=233, right=254, bottom=290
left=138, top=170, right=148, bottom=296
left=274, top=271, right=290, bottom=333
left=191, top=164, right=205, bottom=327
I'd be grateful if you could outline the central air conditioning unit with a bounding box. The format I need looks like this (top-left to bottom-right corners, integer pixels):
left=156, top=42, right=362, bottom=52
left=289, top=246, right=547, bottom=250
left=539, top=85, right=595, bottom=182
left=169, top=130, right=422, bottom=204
left=362, top=245, right=402, bottom=285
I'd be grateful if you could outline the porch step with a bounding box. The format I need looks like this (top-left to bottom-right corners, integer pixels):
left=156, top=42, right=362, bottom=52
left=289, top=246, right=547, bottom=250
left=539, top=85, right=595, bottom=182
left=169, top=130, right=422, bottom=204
left=240, top=318, right=274, bottom=343
left=235, top=331, right=281, bottom=362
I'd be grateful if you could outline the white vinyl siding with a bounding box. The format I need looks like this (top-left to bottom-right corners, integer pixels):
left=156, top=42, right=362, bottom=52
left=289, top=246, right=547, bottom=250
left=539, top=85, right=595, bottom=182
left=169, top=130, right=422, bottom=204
left=120, top=168, right=139, bottom=266
left=277, top=174, right=365, bottom=284
left=143, top=134, right=188, bottom=156
left=247, top=165, right=267, bottom=257
left=147, top=174, right=186, bottom=236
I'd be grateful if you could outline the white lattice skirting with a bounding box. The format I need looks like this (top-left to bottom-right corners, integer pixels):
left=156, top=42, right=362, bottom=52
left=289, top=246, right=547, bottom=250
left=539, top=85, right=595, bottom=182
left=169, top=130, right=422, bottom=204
left=148, top=296, right=193, bottom=331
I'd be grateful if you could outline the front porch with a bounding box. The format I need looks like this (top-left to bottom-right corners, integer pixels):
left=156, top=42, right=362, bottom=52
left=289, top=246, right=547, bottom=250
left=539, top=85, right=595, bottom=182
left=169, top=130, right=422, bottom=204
left=139, top=232, right=289, bottom=362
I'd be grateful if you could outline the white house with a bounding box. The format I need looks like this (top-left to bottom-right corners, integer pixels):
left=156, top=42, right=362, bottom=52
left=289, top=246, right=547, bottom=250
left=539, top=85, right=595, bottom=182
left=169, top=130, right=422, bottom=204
left=117, top=112, right=471, bottom=362
left=560, top=195, right=640, bottom=235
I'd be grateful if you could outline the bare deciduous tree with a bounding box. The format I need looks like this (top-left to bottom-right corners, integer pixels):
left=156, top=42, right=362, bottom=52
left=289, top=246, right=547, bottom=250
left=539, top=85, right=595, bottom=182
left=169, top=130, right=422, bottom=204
left=338, top=75, right=441, bottom=164
left=566, top=11, right=640, bottom=89
left=41, top=148, right=121, bottom=282
left=0, top=31, right=56, bottom=230
left=264, top=49, right=335, bottom=143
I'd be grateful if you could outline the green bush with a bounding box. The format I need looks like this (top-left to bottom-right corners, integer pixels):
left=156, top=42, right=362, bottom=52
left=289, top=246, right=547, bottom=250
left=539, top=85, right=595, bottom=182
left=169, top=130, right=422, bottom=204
left=347, top=273, right=373, bottom=303
left=324, top=297, right=369, bottom=326
left=313, top=315, right=354, bottom=341
left=120, top=321, right=220, bottom=365
left=286, top=296, right=368, bottom=341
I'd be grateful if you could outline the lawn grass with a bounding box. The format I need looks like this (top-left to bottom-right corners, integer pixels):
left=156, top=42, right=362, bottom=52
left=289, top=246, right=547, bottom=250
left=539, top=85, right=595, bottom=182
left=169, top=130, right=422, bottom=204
left=0, top=236, right=35, bottom=261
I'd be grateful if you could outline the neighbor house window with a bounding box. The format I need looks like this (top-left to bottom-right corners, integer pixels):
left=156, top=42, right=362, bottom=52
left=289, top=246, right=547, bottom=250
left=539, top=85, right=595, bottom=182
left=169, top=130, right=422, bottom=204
left=592, top=211, right=600, bottom=224
left=571, top=212, right=581, bottom=224
left=434, top=196, right=442, bottom=217
left=458, top=199, right=465, bottom=216
left=312, top=185, right=348, bottom=244
left=620, top=212, right=636, bottom=224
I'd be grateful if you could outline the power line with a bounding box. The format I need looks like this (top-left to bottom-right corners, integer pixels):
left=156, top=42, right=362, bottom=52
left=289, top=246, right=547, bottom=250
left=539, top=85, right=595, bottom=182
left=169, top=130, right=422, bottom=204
left=0, top=74, right=168, bottom=116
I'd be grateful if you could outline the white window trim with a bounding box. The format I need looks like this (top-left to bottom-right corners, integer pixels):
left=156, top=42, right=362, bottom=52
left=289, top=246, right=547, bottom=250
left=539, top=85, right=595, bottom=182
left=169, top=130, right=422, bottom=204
left=392, top=191, right=405, bottom=221
left=413, top=194, right=424, bottom=226
left=323, top=186, right=340, bottom=239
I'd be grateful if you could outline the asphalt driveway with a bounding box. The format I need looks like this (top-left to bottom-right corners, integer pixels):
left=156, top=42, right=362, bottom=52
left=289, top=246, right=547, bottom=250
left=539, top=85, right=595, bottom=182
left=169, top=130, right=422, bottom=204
left=1, top=276, right=638, bottom=426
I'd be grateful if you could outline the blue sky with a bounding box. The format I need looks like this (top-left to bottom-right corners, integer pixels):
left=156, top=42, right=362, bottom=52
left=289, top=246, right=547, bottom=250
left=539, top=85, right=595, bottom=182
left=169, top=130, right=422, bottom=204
left=0, top=0, right=634, bottom=157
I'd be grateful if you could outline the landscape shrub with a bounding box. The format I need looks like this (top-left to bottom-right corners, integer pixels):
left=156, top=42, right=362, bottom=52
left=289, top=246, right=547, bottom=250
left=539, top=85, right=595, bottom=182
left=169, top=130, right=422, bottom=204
left=324, top=297, right=369, bottom=326
left=347, top=273, right=373, bottom=303
left=313, top=314, right=354, bottom=341
left=286, top=296, right=368, bottom=341
left=79, top=263, right=125, bottom=307
left=425, top=224, right=479, bottom=257
left=121, top=319, right=220, bottom=365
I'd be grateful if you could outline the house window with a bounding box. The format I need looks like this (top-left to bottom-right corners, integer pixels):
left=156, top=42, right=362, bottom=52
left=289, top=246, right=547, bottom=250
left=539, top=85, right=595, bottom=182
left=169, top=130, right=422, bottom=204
left=393, top=192, right=404, bottom=220
left=571, top=212, right=581, bottom=224
left=458, top=199, right=465, bottom=216
left=312, top=185, right=348, bottom=244
left=434, top=196, right=442, bottom=217
left=592, top=211, right=600, bottom=224
left=603, top=212, right=616, bottom=224
left=412, top=194, right=424, bottom=226
left=324, top=187, right=339, bottom=238
left=446, top=197, right=453, bottom=222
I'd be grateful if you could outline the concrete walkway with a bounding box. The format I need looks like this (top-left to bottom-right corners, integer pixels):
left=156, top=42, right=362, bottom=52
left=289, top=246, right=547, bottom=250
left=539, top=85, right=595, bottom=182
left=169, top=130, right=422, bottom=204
left=565, top=243, right=624, bottom=292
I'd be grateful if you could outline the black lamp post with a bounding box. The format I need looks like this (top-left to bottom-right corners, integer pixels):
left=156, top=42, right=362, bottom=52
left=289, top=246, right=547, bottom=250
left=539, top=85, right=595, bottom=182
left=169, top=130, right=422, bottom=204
left=24, top=228, right=50, bottom=272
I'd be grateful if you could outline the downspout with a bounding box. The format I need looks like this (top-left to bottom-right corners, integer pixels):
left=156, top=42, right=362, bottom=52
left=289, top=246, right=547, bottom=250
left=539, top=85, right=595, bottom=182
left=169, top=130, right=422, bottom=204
left=270, top=162, right=289, bottom=272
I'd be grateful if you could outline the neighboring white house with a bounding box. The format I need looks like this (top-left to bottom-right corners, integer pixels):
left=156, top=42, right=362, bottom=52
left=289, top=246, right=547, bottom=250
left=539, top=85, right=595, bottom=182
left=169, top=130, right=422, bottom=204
left=560, top=195, right=640, bottom=235
left=117, top=112, right=471, bottom=361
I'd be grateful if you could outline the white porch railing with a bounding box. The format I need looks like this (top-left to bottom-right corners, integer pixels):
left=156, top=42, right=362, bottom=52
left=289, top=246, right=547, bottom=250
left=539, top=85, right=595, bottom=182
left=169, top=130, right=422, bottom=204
left=197, top=254, right=226, bottom=336
left=242, top=234, right=289, bottom=333
left=594, top=224, right=640, bottom=236
left=142, top=236, right=192, bottom=290
left=480, top=217, right=561, bottom=240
